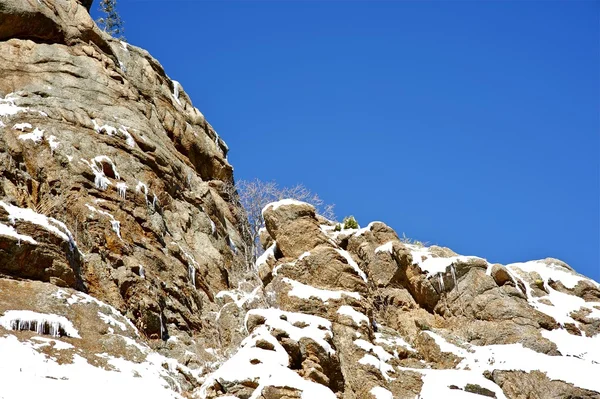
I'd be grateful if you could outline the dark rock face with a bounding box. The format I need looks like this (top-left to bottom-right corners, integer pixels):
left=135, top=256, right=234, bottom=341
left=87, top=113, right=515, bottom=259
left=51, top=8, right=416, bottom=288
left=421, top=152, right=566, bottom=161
left=1, top=1, right=600, bottom=399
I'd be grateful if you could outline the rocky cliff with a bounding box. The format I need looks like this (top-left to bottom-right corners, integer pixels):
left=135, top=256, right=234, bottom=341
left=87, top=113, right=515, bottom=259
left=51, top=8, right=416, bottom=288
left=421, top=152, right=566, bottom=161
left=0, top=2, right=599, bottom=399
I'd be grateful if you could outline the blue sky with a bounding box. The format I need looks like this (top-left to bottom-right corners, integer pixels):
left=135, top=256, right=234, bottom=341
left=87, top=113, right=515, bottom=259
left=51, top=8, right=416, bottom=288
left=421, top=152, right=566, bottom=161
left=93, top=1, right=599, bottom=281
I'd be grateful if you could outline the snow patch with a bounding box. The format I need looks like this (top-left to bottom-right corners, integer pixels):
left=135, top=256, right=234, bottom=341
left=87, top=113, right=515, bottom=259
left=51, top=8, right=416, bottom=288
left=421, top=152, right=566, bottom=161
left=337, top=305, right=369, bottom=327
left=283, top=277, right=361, bottom=303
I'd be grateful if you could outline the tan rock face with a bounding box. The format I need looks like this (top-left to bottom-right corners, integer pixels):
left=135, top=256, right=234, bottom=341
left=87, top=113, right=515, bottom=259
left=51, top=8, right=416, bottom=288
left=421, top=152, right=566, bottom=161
left=1, top=2, right=600, bottom=399
left=0, top=0, right=242, bottom=363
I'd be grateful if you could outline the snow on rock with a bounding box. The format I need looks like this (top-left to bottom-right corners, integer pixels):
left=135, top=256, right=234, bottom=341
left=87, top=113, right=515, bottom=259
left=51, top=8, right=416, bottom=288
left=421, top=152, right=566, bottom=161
left=374, top=241, right=394, bottom=254
left=0, top=335, right=185, bottom=399
left=283, top=277, right=361, bottom=303
left=0, top=310, right=80, bottom=338
left=216, top=286, right=261, bottom=309
left=85, top=204, right=122, bottom=239
left=374, top=332, right=416, bottom=353
left=370, top=386, right=394, bottom=399
left=246, top=308, right=334, bottom=354
left=358, top=353, right=395, bottom=381
left=172, top=80, right=182, bottom=106
left=262, top=199, right=312, bottom=215
left=0, top=222, right=37, bottom=244
left=136, top=180, right=150, bottom=205
left=406, top=330, right=600, bottom=393
left=506, top=265, right=600, bottom=327
left=118, top=126, right=136, bottom=147
left=30, top=336, right=74, bottom=351
left=409, top=245, right=486, bottom=278
left=335, top=248, right=367, bottom=282
left=0, top=201, right=79, bottom=251
left=256, top=243, right=276, bottom=269
left=12, top=122, right=32, bottom=131
left=48, top=135, right=59, bottom=153
left=18, top=127, right=44, bottom=143
left=198, top=308, right=336, bottom=399
left=541, top=328, right=600, bottom=363
left=337, top=305, right=369, bottom=327
left=508, top=260, right=600, bottom=290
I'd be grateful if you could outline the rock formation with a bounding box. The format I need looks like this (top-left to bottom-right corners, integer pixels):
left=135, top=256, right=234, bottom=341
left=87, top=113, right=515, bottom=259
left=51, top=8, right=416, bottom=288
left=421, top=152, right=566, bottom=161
left=0, top=1, right=599, bottom=398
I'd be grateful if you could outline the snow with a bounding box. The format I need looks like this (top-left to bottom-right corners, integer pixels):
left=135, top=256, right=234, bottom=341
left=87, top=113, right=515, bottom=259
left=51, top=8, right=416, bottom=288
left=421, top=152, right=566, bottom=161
left=298, top=251, right=311, bottom=260
left=261, top=199, right=311, bottom=215
left=18, top=127, right=44, bottom=143
left=0, top=201, right=79, bottom=251
left=374, top=332, right=416, bottom=353
left=0, top=310, right=80, bottom=338
left=541, top=329, right=600, bottom=363
left=216, top=287, right=261, bottom=309
left=199, top=309, right=336, bottom=399
left=415, top=368, right=508, bottom=399
left=176, top=244, right=198, bottom=287
left=48, top=135, right=59, bottom=154
left=508, top=260, right=600, bottom=289
left=256, top=243, right=276, bottom=269
left=506, top=265, right=600, bottom=326
left=0, top=335, right=186, bottom=399
left=59, top=292, right=139, bottom=337
left=404, top=330, right=600, bottom=393
left=30, top=336, right=74, bottom=351
left=409, top=246, right=486, bottom=278
left=92, top=119, right=118, bottom=136
left=0, top=95, right=29, bottom=118
left=370, top=386, right=393, bottom=399
left=354, top=339, right=394, bottom=362
left=358, top=354, right=395, bottom=381
left=120, top=40, right=128, bottom=51
left=0, top=222, right=37, bottom=244
left=117, top=182, right=127, bottom=199
left=335, top=248, right=367, bottom=282
left=98, top=312, right=127, bottom=332
left=118, top=126, right=136, bottom=147
left=337, top=305, right=369, bottom=327
left=172, top=80, right=182, bottom=106
left=374, top=241, right=394, bottom=254
left=85, top=204, right=122, bottom=239
left=13, top=122, right=32, bottom=131
left=246, top=309, right=334, bottom=354
left=136, top=181, right=150, bottom=204
left=283, top=277, right=361, bottom=302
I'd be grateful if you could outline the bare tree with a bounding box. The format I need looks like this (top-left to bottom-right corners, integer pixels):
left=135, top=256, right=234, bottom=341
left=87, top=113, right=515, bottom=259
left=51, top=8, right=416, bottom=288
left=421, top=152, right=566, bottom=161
left=97, top=0, right=125, bottom=39
left=229, top=179, right=335, bottom=267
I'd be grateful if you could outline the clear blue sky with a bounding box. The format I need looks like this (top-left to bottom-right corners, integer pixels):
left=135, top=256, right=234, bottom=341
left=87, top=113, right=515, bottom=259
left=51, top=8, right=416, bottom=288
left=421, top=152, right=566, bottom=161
left=92, top=1, right=599, bottom=281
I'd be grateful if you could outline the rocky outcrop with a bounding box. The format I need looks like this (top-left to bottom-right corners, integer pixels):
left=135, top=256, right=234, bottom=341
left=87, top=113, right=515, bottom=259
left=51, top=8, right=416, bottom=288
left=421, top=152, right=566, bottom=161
left=1, top=1, right=599, bottom=398
left=197, top=200, right=600, bottom=399
left=0, top=0, right=248, bottom=393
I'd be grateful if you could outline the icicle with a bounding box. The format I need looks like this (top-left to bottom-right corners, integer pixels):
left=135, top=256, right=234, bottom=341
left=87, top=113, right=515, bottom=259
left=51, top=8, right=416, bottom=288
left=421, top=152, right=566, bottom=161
left=139, top=265, right=145, bottom=279
left=451, top=264, right=458, bottom=290
left=110, top=220, right=121, bottom=239
left=116, top=182, right=127, bottom=199
left=152, top=194, right=158, bottom=210
left=188, top=264, right=196, bottom=287
left=210, top=219, right=216, bottom=235
left=135, top=181, right=149, bottom=205
left=160, top=313, right=165, bottom=338
left=438, top=274, right=445, bottom=292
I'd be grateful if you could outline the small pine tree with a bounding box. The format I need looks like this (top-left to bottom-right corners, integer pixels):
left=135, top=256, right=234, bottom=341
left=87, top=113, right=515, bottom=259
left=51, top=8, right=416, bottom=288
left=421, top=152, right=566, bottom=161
left=97, top=0, right=125, bottom=39
left=343, top=216, right=359, bottom=230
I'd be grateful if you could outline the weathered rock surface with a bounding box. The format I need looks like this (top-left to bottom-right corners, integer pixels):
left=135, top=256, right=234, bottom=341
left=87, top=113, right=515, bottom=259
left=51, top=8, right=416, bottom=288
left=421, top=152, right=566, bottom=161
left=1, top=2, right=600, bottom=399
